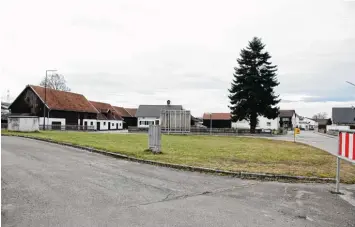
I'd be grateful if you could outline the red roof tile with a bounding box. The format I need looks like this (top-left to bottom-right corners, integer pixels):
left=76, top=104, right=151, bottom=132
left=125, top=108, right=137, bottom=117
left=30, top=85, right=98, bottom=113
left=203, top=113, right=231, bottom=120
left=112, top=106, right=132, bottom=117
left=90, top=101, right=123, bottom=120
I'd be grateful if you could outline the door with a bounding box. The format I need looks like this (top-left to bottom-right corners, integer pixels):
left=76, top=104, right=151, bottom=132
left=116, top=123, right=118, bottom=129
left=52, top=121, right=61, bottom=130
left=108, top=122, right=111, bottom=130
left=96, top=122, right=100, bottom=130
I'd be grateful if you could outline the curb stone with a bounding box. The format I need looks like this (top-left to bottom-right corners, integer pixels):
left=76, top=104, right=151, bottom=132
left=2, top=134, right=336, bottom=184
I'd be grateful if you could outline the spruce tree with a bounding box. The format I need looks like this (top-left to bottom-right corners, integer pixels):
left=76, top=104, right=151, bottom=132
left=229, top=37, right=280, bottom=133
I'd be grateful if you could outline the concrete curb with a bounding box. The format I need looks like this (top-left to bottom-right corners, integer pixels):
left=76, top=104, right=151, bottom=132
left=2, top=134, right=336, bottom=184
left=313, top=132, right=337, bottom=139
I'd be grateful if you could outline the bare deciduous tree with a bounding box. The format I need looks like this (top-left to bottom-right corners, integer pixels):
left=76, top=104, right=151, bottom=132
left=40, top=73, right=71, bottom=91
left=312, top=112, right=327, bottom=120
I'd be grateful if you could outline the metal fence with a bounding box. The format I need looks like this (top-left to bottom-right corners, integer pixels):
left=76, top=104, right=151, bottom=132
left=128, top=126, right=274, bottom=136
left=39, top=125, right=96, bottom=131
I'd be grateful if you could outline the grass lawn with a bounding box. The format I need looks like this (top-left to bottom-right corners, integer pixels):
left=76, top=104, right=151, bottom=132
left=2, top=130, right=355, bottom=183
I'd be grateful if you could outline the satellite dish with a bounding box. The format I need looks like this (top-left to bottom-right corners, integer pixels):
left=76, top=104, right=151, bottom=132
left=167, top=100, right=171, bottom=105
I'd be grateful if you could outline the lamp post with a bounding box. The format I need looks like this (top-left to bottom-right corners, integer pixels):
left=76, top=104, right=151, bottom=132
left=209, top=113, right=212, bottom=135
left=43, top=69, right=57, bottom=130
left=346, top=81, right=355, bottom=87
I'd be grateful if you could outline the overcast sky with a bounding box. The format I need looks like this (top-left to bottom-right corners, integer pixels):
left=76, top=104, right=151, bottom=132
left=1, top=0, right=355, bottom=118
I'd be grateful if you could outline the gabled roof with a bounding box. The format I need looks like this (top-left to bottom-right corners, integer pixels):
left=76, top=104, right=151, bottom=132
left=314, top=118, right=332, bottom=125
left=89, top=101, right=112, bottom=113
left=10, top=85, right=99, bottom=113
left=203, top=113, right=231, bottom=120
left=112, top=106, right=132, bottom=118
left=89, top=101, right=123, bottom=120
left=279, top=110, right=295, bottom=118
left=136, top=105, right=183, bottom=117
left=332, top=107, right=355, bottom=124
left=125, top=108, right=137, bottom=117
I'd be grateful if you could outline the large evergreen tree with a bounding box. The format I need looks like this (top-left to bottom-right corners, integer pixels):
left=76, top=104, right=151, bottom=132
left=229, top=37, right=280, bottom=133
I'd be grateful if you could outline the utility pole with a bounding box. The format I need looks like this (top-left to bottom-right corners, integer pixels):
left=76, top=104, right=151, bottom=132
left=43, top=69, right=57, bottom=130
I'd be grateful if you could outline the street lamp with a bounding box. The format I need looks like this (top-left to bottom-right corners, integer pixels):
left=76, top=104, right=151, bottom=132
left=43, top=69, right=57, bottom=130
left=346, top=81, right=355, bottom=87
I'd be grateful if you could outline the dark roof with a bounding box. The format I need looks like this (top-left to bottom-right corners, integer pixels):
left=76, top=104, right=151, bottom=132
left=315, top=118, right=332, bottom=125
left=332, top=107, right=355, bottom=124
left=203, top=113, right=231, bottom=120
left=135, top=105, right=183, bottom=117
left=11, top=85, right=99, bottom=113
left=112, top=106, right=132, bottom=118
left=279, top=110, right=295, bottom=118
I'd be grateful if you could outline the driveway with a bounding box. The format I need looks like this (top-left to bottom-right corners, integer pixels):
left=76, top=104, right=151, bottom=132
left=2, top=136, right=355, bottom=227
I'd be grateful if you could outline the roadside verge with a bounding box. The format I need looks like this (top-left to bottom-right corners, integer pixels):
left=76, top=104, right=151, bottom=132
left=2, top=134, right=336, bottom=184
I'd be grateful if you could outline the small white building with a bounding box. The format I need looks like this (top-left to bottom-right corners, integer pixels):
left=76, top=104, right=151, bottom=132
left=89, top=101, right=124, bottom=131
left=8, top=116, right=39, bottom=132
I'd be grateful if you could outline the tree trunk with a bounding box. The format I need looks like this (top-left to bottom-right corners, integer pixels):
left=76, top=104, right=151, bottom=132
left=249, top=113, right=257, bottom=134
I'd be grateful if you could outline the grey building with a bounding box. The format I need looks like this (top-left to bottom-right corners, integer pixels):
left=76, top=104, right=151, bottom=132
left=332, top=107, right=355, bottom=127
left=135, top=104, right=183, bottom=128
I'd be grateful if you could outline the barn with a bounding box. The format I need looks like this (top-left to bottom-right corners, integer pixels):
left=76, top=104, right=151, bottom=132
left=9, top=85, right=98, bottom=129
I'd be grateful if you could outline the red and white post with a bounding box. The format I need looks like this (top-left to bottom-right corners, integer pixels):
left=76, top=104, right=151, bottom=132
left=336, top=130, right=355, bottom=193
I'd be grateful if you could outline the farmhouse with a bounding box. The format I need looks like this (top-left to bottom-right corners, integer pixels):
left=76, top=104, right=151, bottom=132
left=279, top=110, right=298, bottom=130
left=202, top=113, right=231, bottom=128
left=135, top=104, right=183, bottom=128
left=89, top=101, right=123, bottom=130
left=9, top=85, right=98, bottom=129
left=112, top=106, right=137, bottom=129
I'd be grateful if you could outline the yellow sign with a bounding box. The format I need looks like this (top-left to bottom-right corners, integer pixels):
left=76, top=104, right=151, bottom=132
left=294, top=128, right=300, bottom=134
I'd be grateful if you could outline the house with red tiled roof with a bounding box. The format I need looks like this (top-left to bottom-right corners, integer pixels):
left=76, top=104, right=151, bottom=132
left=202, top=113, right=232, bottom=128
left=9, top=85, right=98, bottom=129
left=112, top=106, right=137, bottom=129
left=89, top=101, right=123, bottom=130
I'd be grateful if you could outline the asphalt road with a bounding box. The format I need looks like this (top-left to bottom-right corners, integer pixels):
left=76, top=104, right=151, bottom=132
left=271, top=131, right=339, bottom=156
left=2, top=136, right=355, bottom=227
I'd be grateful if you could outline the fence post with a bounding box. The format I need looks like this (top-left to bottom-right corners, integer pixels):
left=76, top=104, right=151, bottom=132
left=336, top=156, right=340, bottom=193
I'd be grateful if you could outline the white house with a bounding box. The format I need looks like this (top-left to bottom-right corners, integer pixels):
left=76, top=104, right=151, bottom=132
left=232, top=116, right=279, bottom=130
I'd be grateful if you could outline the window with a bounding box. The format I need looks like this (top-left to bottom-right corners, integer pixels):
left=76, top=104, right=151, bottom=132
left=266, top=122, right=271, bottom=126
left=90, top=121, right=93, bottom=126
left=112, top=123, right=114, bottom=126
left=103, top=122, right=106, bottom=126
left=119, top=123, right=121, bottom=126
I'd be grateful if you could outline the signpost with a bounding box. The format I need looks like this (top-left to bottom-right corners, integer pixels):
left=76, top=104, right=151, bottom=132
left=335, top=130, right=355, bottom=193
left=293, top=127, right=300, bottom=142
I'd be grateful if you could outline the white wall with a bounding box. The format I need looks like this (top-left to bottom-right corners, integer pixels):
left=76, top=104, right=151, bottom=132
left=8, top=117, right=39, bottom=132
left=137, top=117, right=160, bottom=128
left=39, top=117, right=66, bottom=126
left=327, top=124, right=350, bottom=132
left=93, top=120, right=123, bottom=130
left=232, top=117, right=279, bottom=130
left=232, top=120, right=249, bottom=129
left=257, top=116, right=279, bottom=130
